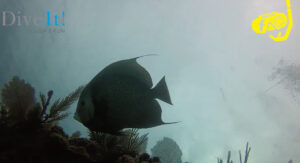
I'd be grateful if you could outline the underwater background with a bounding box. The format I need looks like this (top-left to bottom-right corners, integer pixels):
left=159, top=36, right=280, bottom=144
left=0, top=0, right=299, bottom=162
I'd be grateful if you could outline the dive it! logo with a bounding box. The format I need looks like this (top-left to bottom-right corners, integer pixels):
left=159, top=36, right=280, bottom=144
left=1, top=11, right=65, bottom=33
left=252, top=0, right=293, bottom=41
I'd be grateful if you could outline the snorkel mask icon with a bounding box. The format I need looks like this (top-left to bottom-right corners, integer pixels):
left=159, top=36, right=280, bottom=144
left=252, top=0, right=293, bottom=41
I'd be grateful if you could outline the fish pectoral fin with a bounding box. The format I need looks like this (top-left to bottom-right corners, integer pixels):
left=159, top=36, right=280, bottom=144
left=152, top=76, right=173, bottom=105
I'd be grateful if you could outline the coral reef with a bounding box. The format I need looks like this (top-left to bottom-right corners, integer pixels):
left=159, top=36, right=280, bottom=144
left=151, top=137, right=182, bottom=163
left=0, top=76, right=160, bottom=163
left=2, top=76, right=291, bottom=163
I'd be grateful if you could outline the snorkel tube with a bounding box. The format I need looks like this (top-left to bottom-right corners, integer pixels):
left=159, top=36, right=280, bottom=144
left=269, top=0, right=293, bottom=41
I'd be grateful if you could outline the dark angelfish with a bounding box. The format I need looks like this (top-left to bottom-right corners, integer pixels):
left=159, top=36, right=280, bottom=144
left=74, top=56, right=177, bottom=135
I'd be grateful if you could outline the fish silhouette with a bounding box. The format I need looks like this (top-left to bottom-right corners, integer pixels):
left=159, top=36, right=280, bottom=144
left=74, top=56, right=176, bottom=135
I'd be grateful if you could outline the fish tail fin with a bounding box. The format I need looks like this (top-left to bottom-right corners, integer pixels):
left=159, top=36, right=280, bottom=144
left=152, top=76, right=173, bottom=105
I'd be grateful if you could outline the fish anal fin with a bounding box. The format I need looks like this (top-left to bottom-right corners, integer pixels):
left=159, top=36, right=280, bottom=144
left=162, top=121, right=180, bottom=125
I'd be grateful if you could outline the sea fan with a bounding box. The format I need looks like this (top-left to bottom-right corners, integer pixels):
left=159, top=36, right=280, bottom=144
left=0, top=76, right=84, bottom=127
left=1, top=76, right=36, bottom=124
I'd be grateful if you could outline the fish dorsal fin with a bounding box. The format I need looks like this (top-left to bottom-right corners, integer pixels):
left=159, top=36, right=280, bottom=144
left=98, top=55, right=154, bottom=87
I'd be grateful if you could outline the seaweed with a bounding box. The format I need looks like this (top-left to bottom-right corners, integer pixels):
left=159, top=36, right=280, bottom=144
left=122, top=128, right=148, bottom=153
left=217, top=151, right=233, bottom=163
left=217, top=143, right=294, bottom=163
left=239, top=142, right=251, bottom=163
left=39, top=85, right=84, bottom=126
left=89, top=130, right=121, bottom=152
left=89, top=128, right=148, bottom=154
left=217, top=142, right=250, bottom=163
